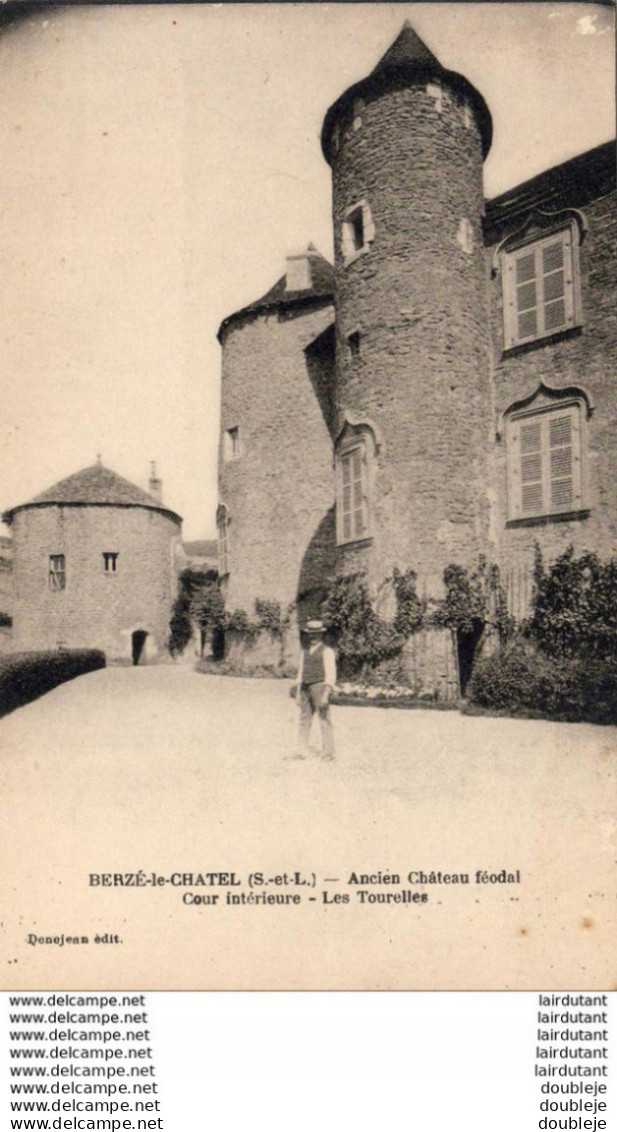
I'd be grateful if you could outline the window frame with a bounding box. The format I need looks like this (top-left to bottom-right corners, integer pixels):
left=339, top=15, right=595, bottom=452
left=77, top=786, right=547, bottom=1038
left=341, top=200, right=375, bottom=265
left=102, top=551, right=119, bottom=574
left=49, top=554, right=66, bottom=591
left=506, top=400, right=586, bottom=523
left=501, top=224, right=581, bottom=351
left=335, top=432, right=373, bottom=546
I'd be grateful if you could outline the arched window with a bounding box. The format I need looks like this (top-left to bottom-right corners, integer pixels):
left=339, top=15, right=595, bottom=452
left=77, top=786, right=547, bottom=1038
left=335, top=420, right=378, bottom=545
left=503, top=385, right=591, bottom=523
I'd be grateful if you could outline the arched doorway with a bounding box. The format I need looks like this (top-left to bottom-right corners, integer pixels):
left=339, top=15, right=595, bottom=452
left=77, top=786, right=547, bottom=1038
left=131, top=630, right=148, bottom=666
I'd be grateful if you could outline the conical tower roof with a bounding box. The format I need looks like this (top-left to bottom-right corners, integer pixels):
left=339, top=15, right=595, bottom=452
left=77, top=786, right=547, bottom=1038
left=371, top=21, right=441, bottom=73
left=321, top=22, right=492, bottom=163
left=3, top=463, right=182, bottom=523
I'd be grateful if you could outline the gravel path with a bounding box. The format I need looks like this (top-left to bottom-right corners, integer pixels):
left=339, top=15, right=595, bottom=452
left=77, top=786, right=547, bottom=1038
left=1, top=665, right=614, bottom=990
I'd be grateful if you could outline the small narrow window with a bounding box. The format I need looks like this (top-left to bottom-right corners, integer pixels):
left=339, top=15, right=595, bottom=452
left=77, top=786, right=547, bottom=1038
left=103, top=552, right=119, bottom=573
left=348, top=208, right=364, bottom=251
left=49, top=554, right=66, bottom=591
left=224, top=427, right=241, bottom=461
left=341, top=200, right=375, bottom=263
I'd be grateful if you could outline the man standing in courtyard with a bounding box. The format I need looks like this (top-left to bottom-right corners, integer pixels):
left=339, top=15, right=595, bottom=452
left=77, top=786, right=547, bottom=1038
left=294, top=619, right=336, bottom=761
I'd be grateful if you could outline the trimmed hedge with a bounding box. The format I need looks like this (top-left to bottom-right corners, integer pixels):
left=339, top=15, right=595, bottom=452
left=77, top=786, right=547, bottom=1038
left=0, top=649, right=106, bottom=717
left=469, top=643, right=617, bottom=725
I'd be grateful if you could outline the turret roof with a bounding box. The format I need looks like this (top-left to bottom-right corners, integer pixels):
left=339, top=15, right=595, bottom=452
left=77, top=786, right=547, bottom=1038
left=321, top=22, right=492, bottom=162
left=3, top=463, right=182, bottom=523
left=371, top=21, right=440, bottom=73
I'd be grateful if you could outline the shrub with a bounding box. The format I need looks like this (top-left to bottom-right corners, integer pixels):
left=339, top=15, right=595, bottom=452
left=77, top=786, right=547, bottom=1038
left=168, top=590, right=192, bottom=657
left=528, top=546, right=617, bottom=660
left=469, top=640, right=617, bottom=724
left=321, top=573, right=403, bottom=678
left=254, top=598, right=284, bottom=637
left=0, top=649, right=106, bottom=717
left=225, top=608, right=256, bottom=635
left=391, top=567, right=425, bottom=637
left=168, top=568, right=224, bottom=657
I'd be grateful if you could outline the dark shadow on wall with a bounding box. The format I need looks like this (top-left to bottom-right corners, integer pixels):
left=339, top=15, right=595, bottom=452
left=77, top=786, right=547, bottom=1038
left=295, top=506, right=337, bottom=626
left=304, top=323, right=337, bottom=439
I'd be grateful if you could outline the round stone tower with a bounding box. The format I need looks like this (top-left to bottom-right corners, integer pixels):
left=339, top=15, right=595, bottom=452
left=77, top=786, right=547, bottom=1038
left=322, top=23, right=494, bottom=591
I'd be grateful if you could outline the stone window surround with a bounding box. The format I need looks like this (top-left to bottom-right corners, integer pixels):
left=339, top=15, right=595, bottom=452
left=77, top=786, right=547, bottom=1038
left=223, top=426, right=241, bottom=461
left=341, top=199, right=375, bottom=266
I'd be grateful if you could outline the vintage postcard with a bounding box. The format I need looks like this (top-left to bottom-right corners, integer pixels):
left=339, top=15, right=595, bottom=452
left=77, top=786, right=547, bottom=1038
left=0, top=1, right=615, bottom=990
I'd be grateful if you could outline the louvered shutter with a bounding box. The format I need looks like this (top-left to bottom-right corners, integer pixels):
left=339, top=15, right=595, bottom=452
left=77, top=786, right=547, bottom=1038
left=548, top=407, right=582, bottom=511
left=340, top=452, right=353, bottom=541
left=519, top=419, right=544, bottom=516
left=337, top=443, right=370, bottom=543
left=503, top=229, right=576, bottom=348
left=508, top=405, right=583, bottom=520
left=352, top=447, right=366, bottom=538
left=515, top=251, right=538, bottom=344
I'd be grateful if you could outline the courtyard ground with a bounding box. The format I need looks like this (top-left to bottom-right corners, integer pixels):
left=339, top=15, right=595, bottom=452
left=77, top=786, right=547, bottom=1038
left=0, top=665, right=614, bottom=990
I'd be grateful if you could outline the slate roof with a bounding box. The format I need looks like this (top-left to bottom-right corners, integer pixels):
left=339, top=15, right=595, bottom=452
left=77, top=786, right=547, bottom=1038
left=321, top=21, right=492, bottom=163
left=483, top=140, right=616, bottom=244
left=371, top=21, right=441, bottom=73
left=218, top=246, right=334, bottom=341
left=3, top=464, right=182, bottom=524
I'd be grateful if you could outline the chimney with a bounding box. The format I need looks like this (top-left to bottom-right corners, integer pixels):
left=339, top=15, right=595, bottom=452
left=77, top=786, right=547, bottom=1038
left=285, top=244, right=318, bottom=292
left=148, top=461, right=162, bottom=502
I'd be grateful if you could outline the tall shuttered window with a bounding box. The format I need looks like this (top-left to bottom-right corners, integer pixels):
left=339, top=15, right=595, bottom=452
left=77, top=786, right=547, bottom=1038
left=502, top=229, right=579, bottom=349
left=507, top=404, right=584, bottom=521
left=336, top=442, right=370, bottom=544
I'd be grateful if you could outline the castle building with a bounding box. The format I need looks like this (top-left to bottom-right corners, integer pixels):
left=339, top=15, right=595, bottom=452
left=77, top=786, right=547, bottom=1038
left=218, top=24, right=616, bottom=687
left=3, top=461, right=182, bottom=663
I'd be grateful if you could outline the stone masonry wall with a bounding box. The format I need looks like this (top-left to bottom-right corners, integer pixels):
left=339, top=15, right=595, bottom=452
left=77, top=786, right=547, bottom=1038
left=10, top=504, right=182, bottom=659
left=219, top=301, right=336, bottom=629
left=488, top=189, right=617, bottom=598
left=331, top=81, right=493, bottom=595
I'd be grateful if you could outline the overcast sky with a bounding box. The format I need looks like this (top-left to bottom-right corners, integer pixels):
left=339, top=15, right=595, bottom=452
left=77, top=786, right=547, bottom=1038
left=0, top=2, right=614, bottom=538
